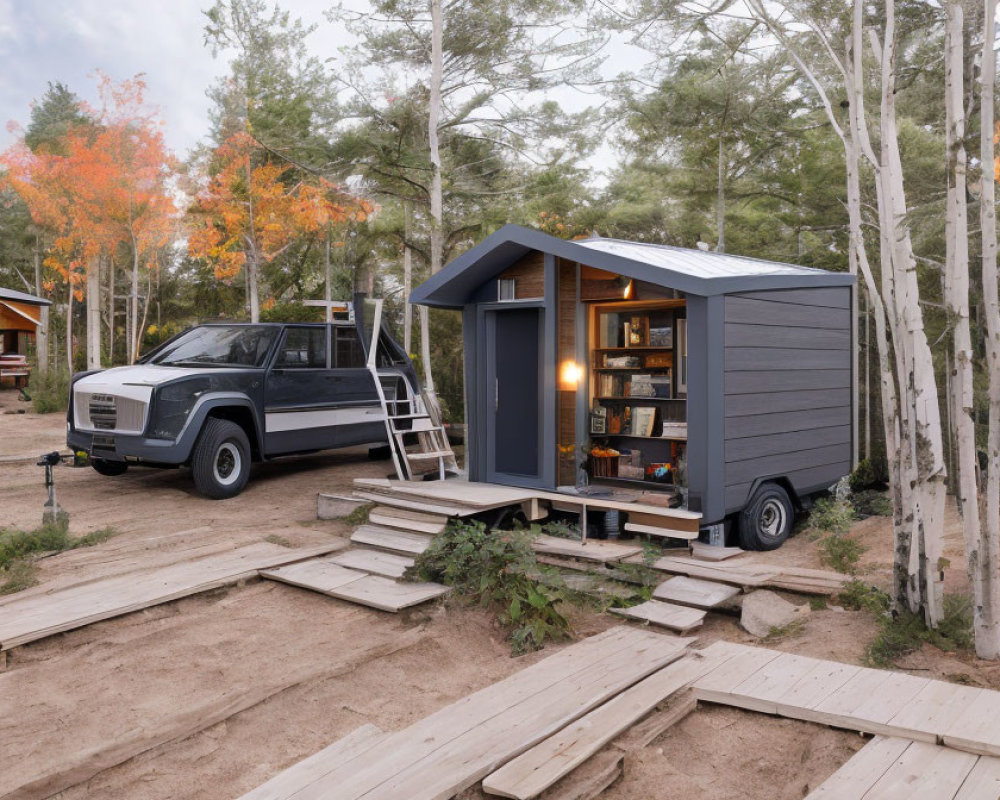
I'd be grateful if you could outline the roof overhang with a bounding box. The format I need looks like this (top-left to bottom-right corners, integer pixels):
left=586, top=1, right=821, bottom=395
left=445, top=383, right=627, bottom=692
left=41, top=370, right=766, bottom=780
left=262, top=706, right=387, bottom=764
left=410, top=224, right=854, bottom=309
left=0, top=300, right=41, bottom=326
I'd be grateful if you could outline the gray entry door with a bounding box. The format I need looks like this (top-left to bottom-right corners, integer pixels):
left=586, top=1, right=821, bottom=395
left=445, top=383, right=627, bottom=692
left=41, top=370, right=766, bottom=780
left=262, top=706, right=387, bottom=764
left=486, top=307, right=542, bottom=484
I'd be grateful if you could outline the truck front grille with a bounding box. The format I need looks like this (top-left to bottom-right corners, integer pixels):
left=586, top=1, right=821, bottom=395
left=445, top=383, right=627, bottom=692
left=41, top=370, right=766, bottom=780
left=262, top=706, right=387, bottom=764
left=75, top=392, right=147, bottom=435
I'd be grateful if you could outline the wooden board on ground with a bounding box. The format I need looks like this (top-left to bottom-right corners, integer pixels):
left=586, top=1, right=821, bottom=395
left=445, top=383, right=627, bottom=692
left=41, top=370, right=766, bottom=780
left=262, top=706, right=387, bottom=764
left=327, top=574, right=450, bottom=612
left=328, top=549, right=415, bottom=579
left=623, top=522, right=698, bottom=541
left=261, top=560, right=366, bottom=593
left=238, top=627, right=692, bottom=800
left=369, top=508, right=447, bottom=535
left=239, top=724, right=389, bottom=800
left=609, top=600, right=706, bottom=633
left=350, top=524, right=436, bottom=556
left=352, top=490, right=472, bottom=518
left=0, top=541, right=345, bottom=651
left=805, top=736, right=985, bottom=799
left=690, top=542, right=746, bottom=561
left=653, top=576, right=742, bottom=609
left=482, top=649, right=730, bottom=799
left=651, top=556, right=847, bottom=595
left=531, top=535, right=642, bottom=564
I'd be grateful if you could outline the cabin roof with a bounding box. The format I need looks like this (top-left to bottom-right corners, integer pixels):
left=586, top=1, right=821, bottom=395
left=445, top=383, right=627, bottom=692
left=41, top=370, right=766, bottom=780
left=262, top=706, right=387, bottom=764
left=410, top=224, right=854, bottom=308
left=0, top=286, right=51, bottom=306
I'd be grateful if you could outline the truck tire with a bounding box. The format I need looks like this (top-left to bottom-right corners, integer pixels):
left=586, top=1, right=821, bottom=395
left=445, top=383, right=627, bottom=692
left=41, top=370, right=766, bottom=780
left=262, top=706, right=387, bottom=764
left=92, top=458, right=128, bottom=477
left=191, top=418, right=251, bottom=499
left=738, top=482, right=794, bottom=551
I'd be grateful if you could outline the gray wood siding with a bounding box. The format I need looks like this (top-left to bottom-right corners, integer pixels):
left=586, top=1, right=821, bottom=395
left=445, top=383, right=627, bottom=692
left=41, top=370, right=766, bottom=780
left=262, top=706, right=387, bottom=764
left=723, top=288, right=852, bottom=512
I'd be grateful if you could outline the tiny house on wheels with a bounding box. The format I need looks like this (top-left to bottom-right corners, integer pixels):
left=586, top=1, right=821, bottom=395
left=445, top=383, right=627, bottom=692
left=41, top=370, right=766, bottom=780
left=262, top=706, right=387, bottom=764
left=410, top=225, right=856, bottom=550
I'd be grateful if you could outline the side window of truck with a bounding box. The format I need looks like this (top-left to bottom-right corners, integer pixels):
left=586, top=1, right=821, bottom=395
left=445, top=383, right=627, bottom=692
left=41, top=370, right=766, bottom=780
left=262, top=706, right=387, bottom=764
left=333, top=326, right=365, bottom=368
left=276, top=327, right=327, bottom=368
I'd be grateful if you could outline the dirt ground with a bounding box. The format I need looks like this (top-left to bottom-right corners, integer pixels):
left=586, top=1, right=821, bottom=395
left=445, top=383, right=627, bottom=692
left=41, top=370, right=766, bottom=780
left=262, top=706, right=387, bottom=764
left=1, top=387, right=998, bottom=800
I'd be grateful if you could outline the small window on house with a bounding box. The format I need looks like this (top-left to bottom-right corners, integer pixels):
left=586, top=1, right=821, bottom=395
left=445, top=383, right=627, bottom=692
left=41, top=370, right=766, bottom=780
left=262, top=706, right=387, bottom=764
left=333, top=326, right=365, bottom=368
left=498, top=278, right=516, bottom=301
left=276, top=326, right=327, bottom=368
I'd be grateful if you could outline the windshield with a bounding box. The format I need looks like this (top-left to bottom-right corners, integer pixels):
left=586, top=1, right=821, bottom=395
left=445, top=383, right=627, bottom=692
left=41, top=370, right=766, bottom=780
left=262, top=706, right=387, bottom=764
left=149, top=325, right=278, bottom=368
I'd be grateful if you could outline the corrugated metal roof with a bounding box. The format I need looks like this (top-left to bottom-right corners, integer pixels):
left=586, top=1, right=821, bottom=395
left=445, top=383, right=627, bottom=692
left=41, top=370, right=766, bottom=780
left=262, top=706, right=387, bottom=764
left=575, top=238, right=835, bottom=280
left=411, top=224, right=853, bottom=308
left=0, top=286, right=51, bottom=306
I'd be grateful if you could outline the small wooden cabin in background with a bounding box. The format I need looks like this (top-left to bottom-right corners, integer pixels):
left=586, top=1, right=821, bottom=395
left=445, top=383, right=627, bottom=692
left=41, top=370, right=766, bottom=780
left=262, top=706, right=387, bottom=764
left=0, top=288, right=49, bottom=387
left=411, top=225, right=855, bottom=547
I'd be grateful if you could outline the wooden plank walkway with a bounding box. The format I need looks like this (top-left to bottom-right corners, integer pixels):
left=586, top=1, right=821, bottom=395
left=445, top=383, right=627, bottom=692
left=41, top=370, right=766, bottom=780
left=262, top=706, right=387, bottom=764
left=329, top=549, right=415, bottom=579
left=609, top=600, right=706, bottom=633
left=690, top=642, right=1000, bottom=757
left=653, top=576, right=742, bottom=609
left=0, top=541, right=344, bottom=651
left=238, top=627, right=692, bottom=800
left=481, top=649, right=726, bottom=799
left=350, top=525, right=436, bottom=556
left=804, top=736, right=1000, bottom=799
left=262, top=558, right=449, bottom=613
left=652, top=556, right=848, bottom=595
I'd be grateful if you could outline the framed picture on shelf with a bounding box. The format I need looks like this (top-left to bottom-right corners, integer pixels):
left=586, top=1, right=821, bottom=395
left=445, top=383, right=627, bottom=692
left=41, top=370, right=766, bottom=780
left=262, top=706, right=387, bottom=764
left=590, top=414, right=607, bottom=434
left=628, top=315, right=649, bottom=346
left=649, top=326, right=673, bottom=347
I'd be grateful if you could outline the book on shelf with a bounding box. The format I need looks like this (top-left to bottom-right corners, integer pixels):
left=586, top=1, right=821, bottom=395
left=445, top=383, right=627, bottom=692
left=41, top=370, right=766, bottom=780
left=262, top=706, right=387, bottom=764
left=629, top=373, right=655, bottom=397
left=630, top=406, right=657, bottom=437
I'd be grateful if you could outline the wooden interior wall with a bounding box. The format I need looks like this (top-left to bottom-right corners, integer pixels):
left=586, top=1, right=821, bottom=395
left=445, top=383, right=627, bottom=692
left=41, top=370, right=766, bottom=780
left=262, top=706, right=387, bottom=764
left=557, top=258, right=577, bottom=486
left=499, top=251, right=545, bottom=299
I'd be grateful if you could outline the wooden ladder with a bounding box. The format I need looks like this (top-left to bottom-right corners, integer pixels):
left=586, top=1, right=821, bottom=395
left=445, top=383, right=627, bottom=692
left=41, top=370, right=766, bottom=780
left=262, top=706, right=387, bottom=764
left=366, top=300, right=458, bottom=482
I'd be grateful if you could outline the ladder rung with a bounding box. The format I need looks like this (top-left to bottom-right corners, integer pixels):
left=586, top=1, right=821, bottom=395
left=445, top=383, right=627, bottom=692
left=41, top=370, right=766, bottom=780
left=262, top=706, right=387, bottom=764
left=405, top=450, right=455, bottom=460
left=394, top=421, right=442, bottom=434
left=390, top=413, right=432, bottom=420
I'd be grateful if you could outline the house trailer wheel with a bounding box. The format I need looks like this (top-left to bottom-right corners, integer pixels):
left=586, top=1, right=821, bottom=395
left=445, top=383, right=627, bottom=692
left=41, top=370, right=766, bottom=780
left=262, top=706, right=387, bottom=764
left=738, top=482, right=794, bottom=551
left=91, top=458, right=128, bottom=477
left=191, top=418, right=251, bottom=499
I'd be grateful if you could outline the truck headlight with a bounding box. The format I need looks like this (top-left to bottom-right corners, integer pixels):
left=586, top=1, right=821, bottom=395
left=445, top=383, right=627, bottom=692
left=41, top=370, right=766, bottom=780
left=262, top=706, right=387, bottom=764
left=148, top=380, right=209, bottom=440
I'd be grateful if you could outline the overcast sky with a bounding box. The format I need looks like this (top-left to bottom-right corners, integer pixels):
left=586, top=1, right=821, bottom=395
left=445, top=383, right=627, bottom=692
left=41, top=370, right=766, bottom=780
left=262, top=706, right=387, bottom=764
left=0, top=0, right=349, bottom=158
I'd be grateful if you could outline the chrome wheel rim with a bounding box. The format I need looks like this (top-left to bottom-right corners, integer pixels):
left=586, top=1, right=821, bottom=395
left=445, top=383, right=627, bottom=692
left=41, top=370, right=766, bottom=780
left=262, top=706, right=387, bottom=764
left=214, top=442, right=241, bottom=486
left=760, top=498, right=786, bottom=539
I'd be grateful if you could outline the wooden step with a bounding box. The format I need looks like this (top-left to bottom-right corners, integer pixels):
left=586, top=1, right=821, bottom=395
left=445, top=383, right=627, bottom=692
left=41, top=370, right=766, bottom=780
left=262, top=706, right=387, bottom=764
left=370, top=505, right=450, bottom=527
left=352, top=491, right=471, bottom=517
left=329, top=549, right=416, bottom=579
left=624, top=521, right=699, bottom=541
left=260, top=560, right=367, bottom=594
left=392, top=419, right=441, bottom=434
left=690, top=542, right=746, bottom=561
left=368, top=510, right=447, bottom=535
left=609, top=600, right=707, bottom=633
left=653, top=576, right=742, bottom=609
left=328, top=574, right=450, bottom=612
left=405, top=449, right=455, bottom=461
left=531, top=534, right=642, bottom=564
left=350, top=525, right=436, bottom=556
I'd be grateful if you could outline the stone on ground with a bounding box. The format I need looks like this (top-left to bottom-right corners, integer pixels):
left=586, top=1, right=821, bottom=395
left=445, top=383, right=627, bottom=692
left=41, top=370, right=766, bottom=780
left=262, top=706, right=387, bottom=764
left=740, top=589, right=810, bottom=637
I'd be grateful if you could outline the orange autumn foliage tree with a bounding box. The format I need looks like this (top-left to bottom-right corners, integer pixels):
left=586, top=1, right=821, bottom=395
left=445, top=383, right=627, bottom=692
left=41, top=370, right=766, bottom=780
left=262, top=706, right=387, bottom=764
left=2, top=74, right=177, bottom=367
left=189, top=132, right=371, bottom=321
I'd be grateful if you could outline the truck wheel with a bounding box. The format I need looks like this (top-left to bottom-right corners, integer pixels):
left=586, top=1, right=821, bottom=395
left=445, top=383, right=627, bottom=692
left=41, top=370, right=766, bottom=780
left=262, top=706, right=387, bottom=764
left=191, top=418, right=251, bottom=499
left=92, top=458, right=128, bottom=477
left=738, top=482, right=794, bottom=551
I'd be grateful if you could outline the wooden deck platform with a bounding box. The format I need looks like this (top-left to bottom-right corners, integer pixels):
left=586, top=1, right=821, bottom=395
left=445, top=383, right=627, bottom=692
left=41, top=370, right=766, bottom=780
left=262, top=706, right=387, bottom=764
left=350, top=477, right=702, bottom=537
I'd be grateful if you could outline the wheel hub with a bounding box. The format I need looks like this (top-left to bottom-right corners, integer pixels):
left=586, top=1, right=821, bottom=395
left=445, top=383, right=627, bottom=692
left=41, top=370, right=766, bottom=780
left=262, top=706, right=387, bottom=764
left=214, top=443, right=241, bottom=486
left=760, top=498, right=786, bottom=539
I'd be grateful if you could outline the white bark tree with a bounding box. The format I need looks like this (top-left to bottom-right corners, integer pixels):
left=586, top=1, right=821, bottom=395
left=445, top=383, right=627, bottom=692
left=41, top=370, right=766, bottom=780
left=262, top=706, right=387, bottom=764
left=978, top=0, right=1000, bottom=658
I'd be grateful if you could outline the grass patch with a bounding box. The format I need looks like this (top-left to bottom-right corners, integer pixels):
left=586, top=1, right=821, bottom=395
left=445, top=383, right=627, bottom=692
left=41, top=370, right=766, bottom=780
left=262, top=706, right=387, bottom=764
left=851, top=490, right=893, bottom=518
left=764, top=618, right=807, bottom=642
left=818, top=533, right=866, bottom=574
left=344, top=503, right=373, bottom=527
left=24, top=368, right=71, bottom=414
left=807, top=497, right=854, bottom=536
left=837, top=579, right=891, bottom=614
left=809, top=596, right=828, bottom=611
left=0, top=559, right=39, bottom=595
left=264, top=534, right=293, bottom=548
left=0, top=523, right=119, bottom=571
left=408, top=519, right=574, bottom=655
left=863, top=595, right=973, bottom=668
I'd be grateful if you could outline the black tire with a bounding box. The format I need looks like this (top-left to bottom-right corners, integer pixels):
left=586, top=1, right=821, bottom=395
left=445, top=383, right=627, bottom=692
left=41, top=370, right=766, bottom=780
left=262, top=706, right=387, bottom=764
left=190, top=418, right=252, bottom=499
left=738, top=482, right=794, bottom=551
left=92, top=458, right=128, bottom=477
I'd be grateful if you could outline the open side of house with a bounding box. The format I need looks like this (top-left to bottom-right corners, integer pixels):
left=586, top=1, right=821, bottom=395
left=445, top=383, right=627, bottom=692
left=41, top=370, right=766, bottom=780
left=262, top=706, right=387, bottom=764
left=410, top=224, right=856, bottom=550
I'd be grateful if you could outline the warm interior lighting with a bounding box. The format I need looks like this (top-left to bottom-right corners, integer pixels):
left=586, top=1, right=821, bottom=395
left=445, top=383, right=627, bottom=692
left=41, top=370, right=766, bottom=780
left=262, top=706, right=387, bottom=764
left=559, top=360, right=584, bottom=391
left=623, top=280, right=634, bottom=299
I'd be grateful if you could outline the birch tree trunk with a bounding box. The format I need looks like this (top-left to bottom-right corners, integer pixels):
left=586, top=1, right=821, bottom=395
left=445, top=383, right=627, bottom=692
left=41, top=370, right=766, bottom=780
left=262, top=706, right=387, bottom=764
left=66, top=285, right=74, bottom=375
left=945, top=0, right=988, bottom=646
left=86, top=258, right=101, bottom=370
left=403, top=202, right=413, bottom=355
left=108, top=255, right=115, bottom=362
left=247, top=257, right=260, bottom=323
left=428, top=0, right=444, bottom=278
left=977, top=0, right=1000, bottom=658
left=33, top=236, right=48, bottom=376
left=716, top=135, right=725, bottom=253
left=325, top=225, right=332, bottom=323
left=129, top=235, right=140, bottom=364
